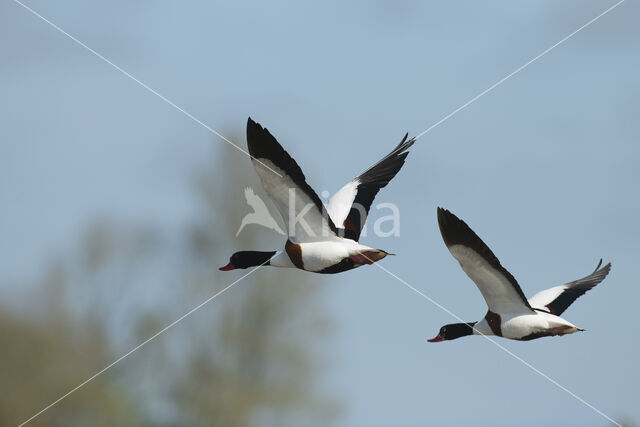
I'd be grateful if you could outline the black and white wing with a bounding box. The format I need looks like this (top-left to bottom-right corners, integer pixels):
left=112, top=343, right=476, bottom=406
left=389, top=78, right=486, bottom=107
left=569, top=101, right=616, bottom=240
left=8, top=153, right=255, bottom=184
left=528, top=260, right=611, bottom=315
left=247, top=118, right=338, bottom=242
left=327, top=134, right=415, bottom=241
left=437, top=208, right=535, bottom=315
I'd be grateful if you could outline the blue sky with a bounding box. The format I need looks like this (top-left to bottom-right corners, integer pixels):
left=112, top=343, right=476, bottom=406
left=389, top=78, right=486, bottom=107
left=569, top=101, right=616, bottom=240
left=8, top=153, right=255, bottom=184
left=1, top=1, right=639, bottom=426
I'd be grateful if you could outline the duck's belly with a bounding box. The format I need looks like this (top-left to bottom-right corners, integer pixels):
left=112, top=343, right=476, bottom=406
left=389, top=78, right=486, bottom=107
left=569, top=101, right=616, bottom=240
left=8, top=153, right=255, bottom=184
left=297, top=241, right=353, bottom=272
left=290, top=239, right=382, bottom=273
left=501, top=313, right=580, bottom=340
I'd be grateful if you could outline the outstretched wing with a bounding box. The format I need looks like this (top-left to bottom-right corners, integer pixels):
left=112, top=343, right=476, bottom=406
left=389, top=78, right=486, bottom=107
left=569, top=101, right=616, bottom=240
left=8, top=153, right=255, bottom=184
left=327, top=134, right=415, bottom=241
left=246, top=118, right=338, bottom=242
left=528, top=260, right=611, bottom=316
left=437, top=208, right=535, bottom=315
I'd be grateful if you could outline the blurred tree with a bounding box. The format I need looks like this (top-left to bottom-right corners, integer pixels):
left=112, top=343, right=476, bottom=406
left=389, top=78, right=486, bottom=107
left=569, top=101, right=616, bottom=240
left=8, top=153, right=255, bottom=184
left=2, top=137, right=338, bottom=426
left=171, top=140, right=339, bottom=426
left=0, top=262, right=145, bottom=426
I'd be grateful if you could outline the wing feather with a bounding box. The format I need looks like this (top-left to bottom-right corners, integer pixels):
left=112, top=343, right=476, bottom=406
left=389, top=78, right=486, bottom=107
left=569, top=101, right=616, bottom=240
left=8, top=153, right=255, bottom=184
left=437, top=208, right=534, bottom=314
left=247, top=118, right=338, bottom=242
left=327, top=133, right=414, bottom=241
left=528, top=260, right=611, bottom=315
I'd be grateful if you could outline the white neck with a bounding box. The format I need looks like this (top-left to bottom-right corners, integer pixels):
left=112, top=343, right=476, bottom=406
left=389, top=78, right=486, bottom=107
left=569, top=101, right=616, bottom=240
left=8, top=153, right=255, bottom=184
left=269, top=250, right=295, bottom=268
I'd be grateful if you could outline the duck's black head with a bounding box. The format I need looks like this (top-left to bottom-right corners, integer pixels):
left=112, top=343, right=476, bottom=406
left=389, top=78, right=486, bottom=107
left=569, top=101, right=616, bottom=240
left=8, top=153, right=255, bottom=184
left=428, top=322, right=477, bottom=342
left=219, top=251, right=276, bottom=271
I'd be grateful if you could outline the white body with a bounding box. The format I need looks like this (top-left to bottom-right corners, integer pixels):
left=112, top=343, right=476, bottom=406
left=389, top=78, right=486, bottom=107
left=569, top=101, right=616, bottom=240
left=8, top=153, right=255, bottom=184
left=474, top=311, right=580, bottom=339
left=298, top=239, right=378, bottom=272
left=269, top=240, right=381, bottom=271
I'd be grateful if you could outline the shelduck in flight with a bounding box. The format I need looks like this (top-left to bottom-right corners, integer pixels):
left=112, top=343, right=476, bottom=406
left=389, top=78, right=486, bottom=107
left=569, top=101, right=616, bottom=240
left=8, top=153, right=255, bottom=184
left=428, top=208, right=611, bottom=342
left=220, top=118, right=415, bottom=274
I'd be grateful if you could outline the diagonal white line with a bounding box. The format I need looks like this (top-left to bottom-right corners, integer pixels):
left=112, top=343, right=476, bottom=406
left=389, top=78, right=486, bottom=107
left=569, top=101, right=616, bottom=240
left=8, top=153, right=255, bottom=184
left=414, top=0, right=625, bottom=141
left=371, top=260, right=622, bottom=427
left=11, top=0, right=282, bottom=177
left=11, top=1, right=626, bottom=426
left=17, top=263, right=267, bottom=427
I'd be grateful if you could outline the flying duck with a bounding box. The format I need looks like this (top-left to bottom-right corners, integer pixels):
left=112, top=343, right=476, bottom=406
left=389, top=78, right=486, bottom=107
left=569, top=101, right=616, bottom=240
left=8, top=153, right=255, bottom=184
left=220, top=118, right=415, bottom=274
left=428, top=208, right=611, bottom=342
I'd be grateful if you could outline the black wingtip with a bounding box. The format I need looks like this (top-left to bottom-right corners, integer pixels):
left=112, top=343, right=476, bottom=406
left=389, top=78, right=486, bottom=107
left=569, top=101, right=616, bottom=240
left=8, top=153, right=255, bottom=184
left=246, top=118, right=280, bottom=160
left=246, top=117, right=257, bottom=139
left=436, top=207, right=466, bottom=248
left=437, top=207, right=483, bottom=252
left=437, top=207, right=487, bottom=251
left=247, top=117, right=268, bottom=133
left=594, top=259, right=612, bottom=276
left=398, top=132, right=416, bottom=151
left=356, top=132, right=416, bottom=186
left=246, top=117, right=262, bottom=134
left=594, top=258, right=603, bottom=272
